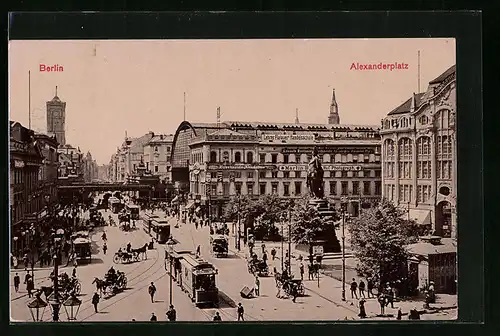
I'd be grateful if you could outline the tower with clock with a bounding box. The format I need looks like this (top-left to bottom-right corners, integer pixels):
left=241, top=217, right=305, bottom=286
left=46, top=86, right=66, bottom=146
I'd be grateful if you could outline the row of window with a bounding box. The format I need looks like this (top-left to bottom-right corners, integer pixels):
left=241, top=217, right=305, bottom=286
left=202, top=180, right=382, bottom=197
left=384, top=160, right=452, bottom=180
left=385, top=184, right=432, bottom=203
left=206, top=169, right=382, bottom=180
left=208, top=151, right=381, bottom=164
left=384, top=136, right=433, bottom=159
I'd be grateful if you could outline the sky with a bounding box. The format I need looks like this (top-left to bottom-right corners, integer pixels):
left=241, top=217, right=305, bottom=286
left=9, top=38, right=455, bottom=165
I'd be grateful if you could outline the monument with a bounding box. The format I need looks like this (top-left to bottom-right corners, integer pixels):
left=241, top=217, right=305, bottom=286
left=305, top=147, right=341, bottom=254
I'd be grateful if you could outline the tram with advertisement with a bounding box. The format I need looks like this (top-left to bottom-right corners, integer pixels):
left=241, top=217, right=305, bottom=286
left=109, top=197, right=124, bottom=214
left=177, top=254, right=219, bottom=307
left=126, top=204, right=140, bottom=220
left=150, top=218, right=171, bottom=244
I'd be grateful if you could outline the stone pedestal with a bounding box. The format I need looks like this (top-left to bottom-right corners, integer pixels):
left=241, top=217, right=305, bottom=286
left=307, top=198, right=341, bottom=253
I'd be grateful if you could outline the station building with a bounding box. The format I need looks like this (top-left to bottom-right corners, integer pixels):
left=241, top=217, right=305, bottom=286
left=380, top=64, right=456, bottom=238
left=170, top=90, right=382, bottom=217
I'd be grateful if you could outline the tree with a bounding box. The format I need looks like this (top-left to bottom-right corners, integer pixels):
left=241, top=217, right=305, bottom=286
left=222, top=195, right=253, bottom=223
left=290, top=196, right=339, bottom=245
left=347, top=198, right=420, bottom=289
left=251, top=194, right=288, bottom=240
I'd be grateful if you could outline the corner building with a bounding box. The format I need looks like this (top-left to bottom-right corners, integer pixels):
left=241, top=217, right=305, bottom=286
left=381, top=64, right=456, bottom=238
left=171, top=120, right=382, bottom=218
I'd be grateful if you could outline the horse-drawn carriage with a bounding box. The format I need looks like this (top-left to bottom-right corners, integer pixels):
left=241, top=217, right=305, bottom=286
left=275, top=272, right=305, bottom=297
left=40, top=272, right=82, bottom=299
left=93, top=268, right=127, bottom=297
left=247, top=254, right=270, bottom=277
left=113, top=244, right=148, bottom=264
left=210, top=235, right=228, bottom=258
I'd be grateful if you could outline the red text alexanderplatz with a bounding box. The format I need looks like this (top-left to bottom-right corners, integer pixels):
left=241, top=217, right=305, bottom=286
left=350, top=62, right=409, bottom=71
left=39, top=64, right=64, bottom=72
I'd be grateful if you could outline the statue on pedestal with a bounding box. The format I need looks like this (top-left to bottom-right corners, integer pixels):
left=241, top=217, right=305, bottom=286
left=306, top=147, right=324, bottom=199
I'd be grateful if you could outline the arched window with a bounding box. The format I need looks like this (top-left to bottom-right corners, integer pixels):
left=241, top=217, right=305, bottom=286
left=384, top=139, right=395, bottom=179
left=246, top=151, right=254, bottom=163
left=384, top=139, right=395, bottom=158
left=398, top=138, right=413, bottom=179
left=384, top=119, right=390, bottom=129
left=436, top=109, right=451, bottom=129
left=222, top=151, right=230, bottom=162
left=235, top=152, right=242, bottom=163
left=210, top=151, right=217, bottom=163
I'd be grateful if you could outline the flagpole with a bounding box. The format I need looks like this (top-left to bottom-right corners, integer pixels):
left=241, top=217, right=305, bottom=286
left=28, top=71, right=31, bottom=130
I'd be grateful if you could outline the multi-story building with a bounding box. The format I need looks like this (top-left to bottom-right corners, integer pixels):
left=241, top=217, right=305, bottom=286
left=108, top=153, right=119, bottom=182
left=143, top=134, right=174, bottom=182
left=10, top=121, right=45, bottom=255
left=46, top=86, right=66, bottom=146
left=381, top=64, right=456, bottom=238
left=170, top=90, right=382, bottom=217
left=82, top=152, right=99, bottom=182
left=33, top=133, right=59, bottom=207
left=57, top=144, right=83, bottom=178
left=114, top=131, right=156, bottom=182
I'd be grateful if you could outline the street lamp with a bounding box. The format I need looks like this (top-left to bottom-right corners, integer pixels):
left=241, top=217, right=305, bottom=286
left=27, top=293, right=48, bottom=322
left=62, top=292, right=82, bottom=321
left=166, top=237, right=177, bottom=307
left=340, top=197, right=348, bottom=301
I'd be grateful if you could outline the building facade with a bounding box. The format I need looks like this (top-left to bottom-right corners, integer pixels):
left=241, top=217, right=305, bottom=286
left=83, top=152, right=99, bottom=182
left=46, top=87, right=66, bottom=146
left=113, top=131, right=156, bottom=182
left=10, top=121, right=45, bottom=255
left=58, top=144, right=84, bottom=178
left=33, top=133, right=59, bottom=207
left=381, top=64, right=456, bottom=238
left=143, top=134, right=174, bottom=182
left=172, top=120, right=382, bottom=218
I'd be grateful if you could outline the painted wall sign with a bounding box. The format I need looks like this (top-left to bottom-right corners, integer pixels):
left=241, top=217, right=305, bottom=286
left=281, top=146, right=377, bottom=154
left=14, top=160, right=25, bottom=168
left=277, top=164, right=362, bottom=171
left=207, top=164, right=273, bottom=170
left=261, top=134, right=315, bottom=142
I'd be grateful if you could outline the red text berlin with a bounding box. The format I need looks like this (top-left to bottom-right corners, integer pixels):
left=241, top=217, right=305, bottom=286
left=40, top=64, right=64, bottom=72
left=350, top=62, right=409, bottom=71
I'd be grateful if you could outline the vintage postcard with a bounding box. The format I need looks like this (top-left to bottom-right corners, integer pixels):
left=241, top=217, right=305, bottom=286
left=9, top=38, right=457, bottom=322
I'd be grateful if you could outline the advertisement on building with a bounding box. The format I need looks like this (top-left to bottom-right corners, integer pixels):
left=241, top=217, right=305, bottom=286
left=281, top=146, right=378, bottom=155
left=277, top=164, right=362, bottom=171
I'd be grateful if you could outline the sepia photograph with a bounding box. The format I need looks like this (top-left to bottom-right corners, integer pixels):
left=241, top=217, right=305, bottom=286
left=9, top=38, right=457, bottom=322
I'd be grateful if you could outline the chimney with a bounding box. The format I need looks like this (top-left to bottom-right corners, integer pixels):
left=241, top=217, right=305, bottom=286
left=160, top=134, right=164, bottom=140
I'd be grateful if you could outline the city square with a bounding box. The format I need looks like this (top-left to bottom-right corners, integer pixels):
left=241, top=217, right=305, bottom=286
left=9, top=38, right=457, bottom=322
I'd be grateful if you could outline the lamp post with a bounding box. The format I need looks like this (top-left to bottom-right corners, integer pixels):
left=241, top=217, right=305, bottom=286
left=288, top=208, right=292, bottom=275
left=407, top=201, right=411, bottom=221
left=340, top=197, right=347, bottom=301
left=236, top=194, right=241, bottom=251
left=62, top=292, right=82, bottom=321
left=27, top=292, right=48, bottom=322
left=48, top=252, right=61, bottom=321
left=280, top=213, right=284, bottom=272
left=166, top=237, right=177, bottom=307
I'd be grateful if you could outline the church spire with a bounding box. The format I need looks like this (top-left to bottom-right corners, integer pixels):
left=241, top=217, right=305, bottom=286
left=295, top=108, right=300, bottom=124
left=328, top=88, right=340, bottom=124
left=55, top=86, right=58, bottom=97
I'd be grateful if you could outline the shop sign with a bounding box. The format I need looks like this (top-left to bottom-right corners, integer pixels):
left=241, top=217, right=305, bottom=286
left=208, top=164, right=273, bottom=170
left=261, top=134, right=315, bottom=142
left=14, top=160, right=25, bottom=168
left=278, top=164, right=361, bottom=171
left=281, top=146, right=377, bottom=155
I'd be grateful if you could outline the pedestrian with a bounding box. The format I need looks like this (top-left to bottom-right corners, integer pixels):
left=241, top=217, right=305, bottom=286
left=299, top=262, right=305, bottom=280
left=13, top=273, right=20, bottom=292
left=271, top=248, right=276, bottom=260
left=196, top=245, right=201, bottom=258
left=397, top=308, right=402, bottom=320
left=262, top=251, right=268, bottom=263
left=150, top=313, right=157, bottom=321
left=377, top=294, right=386, bottom=315
left=166, top=305, right=177, bottom=321
left=213, top=312, right=222, bottom=321
left=72, top=266, right=77, bottom=278
left=23, top=253, right=29, bottom=270
left=92, top=292, right=100, bottom=313
left=358, top=298, right=367, bottom=318
left=385, top=285, right=395, bottom=308
left=261, top=243, right=266, bottom=255
left=291, top=283, right=298, bottom=303
left=101, top=232, right=107, bottom=241
left=254, top=276, right=260, bottom=296
left=359, top=280, right=366, bottom=298
left=367, top=278, right=374, bottom=298
left=24, top=270, right=31, bottom=286
left=308, top=263, right=314, bottom=280
left=276, top=283, right=282, bottom=299
left=103, top=242, right=107, bottom=255
left=350, top=278, right=358, bottom=299
left=148, top=282, right=156, bottom=303
left=237, top=303, right=244, bottom=321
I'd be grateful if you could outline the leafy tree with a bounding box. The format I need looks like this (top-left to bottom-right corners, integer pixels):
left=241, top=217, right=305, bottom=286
left=290, top=196, right=339, bottom=245
left=347, top=198, right=420, bottom=289
left=251, top=194, right=290, bottom=240
left=222, top=195, right=253, bottom=223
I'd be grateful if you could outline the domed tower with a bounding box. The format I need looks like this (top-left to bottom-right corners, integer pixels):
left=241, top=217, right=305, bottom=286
left=328, top=88, right=340, bottom=125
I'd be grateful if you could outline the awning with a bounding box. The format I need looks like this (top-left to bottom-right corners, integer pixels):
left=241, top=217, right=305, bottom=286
left=408, top=209, right=432, bottom=225
left=185, top=201, right=195, bottom=210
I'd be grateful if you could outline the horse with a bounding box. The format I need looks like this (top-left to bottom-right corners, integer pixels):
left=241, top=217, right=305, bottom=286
left=92, top=277, right=107, bottom=295
left=131, top=243, right=148, bottom=260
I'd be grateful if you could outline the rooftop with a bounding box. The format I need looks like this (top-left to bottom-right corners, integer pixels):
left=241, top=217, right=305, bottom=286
left=429, top=64, right=456, bottom=84
left=387, top=93, right=426, bottom=116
